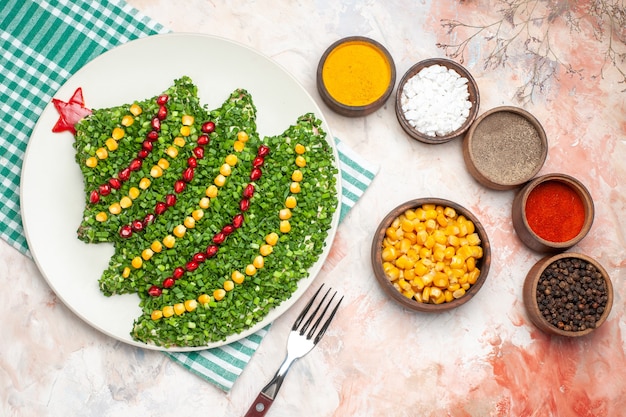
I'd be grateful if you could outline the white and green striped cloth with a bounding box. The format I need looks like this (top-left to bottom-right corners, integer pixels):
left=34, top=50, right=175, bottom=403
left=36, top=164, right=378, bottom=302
left=1, top=0, right=377, bottom=392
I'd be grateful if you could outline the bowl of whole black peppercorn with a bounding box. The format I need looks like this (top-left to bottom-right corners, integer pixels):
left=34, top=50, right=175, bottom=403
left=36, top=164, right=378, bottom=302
left=523, top=252, right=613, bottom=337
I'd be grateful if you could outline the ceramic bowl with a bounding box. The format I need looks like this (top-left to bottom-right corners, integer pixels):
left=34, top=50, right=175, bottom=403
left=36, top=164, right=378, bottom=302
left=512, top=173, right=594, bottom=252
left=371, top=198, right=491, bottom=312
left=395, top=58, right=480, bottom=144
left=317, top=36, right=396, bottom=117
left=523, top=252, right=613, bottom=337
left=463, top=106, right=548, bottom=190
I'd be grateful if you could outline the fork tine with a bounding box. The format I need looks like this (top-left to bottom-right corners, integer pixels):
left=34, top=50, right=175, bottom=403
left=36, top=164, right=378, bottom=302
left=300, top=287, right=333, bottom=336
left=312, top=294, right=343, bottom=344
left=292, top=284, right=324, bottom=331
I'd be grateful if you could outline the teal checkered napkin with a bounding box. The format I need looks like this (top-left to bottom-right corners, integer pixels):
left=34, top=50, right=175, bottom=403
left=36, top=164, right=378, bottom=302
left=0, top=0, right=378, bottom=392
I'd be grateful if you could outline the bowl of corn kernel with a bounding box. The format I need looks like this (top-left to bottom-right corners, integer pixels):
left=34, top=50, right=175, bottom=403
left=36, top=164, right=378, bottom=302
left=371, top=198, right=491, bottom=312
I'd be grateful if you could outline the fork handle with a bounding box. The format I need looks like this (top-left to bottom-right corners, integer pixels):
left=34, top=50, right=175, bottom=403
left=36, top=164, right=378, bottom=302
left=243, top=392, right=274, bottom=417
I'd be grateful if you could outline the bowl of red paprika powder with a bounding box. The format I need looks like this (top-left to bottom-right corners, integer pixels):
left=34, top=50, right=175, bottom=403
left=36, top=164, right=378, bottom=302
left=512, top=173, right=594, bottom=252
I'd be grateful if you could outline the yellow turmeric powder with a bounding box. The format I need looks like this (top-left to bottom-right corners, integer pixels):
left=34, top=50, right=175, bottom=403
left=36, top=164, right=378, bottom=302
left=322, top=40, right=392, bottom=107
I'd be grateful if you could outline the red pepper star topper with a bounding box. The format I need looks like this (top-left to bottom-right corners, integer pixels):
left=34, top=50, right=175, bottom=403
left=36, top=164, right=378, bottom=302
left=52, top=87, right=92, bottom=135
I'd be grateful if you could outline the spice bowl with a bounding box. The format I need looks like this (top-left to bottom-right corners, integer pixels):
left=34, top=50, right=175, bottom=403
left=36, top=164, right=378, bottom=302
left=395, top=58, right=480, bottom=144
left=512, top=173, right=594, bottom=253
left=317, top=36, right=396, bottom=117
left=371, top=198, right=491, bottom=312
left=523, top=252, right=613, bottom=337
left=463, top=106, right=548, bottom=190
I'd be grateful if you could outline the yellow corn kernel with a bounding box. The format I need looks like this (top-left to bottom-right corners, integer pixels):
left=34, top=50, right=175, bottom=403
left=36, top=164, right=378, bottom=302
left=150, top=165, right=163, bottom=178
left=199, top=197, right=210, bottom=209
left=173, top=303, right=186, bottom=316
left=245, top=264, right=257, bottom=276
left=121, top=114, right=134, bottom=127
left=470, top=245, right=483, bottom=259
left=424, top=208, right=438, bottom=220
left=280, top=220, right=291, bottom=233
left=425, top=219, right=437, bottom=232
left=413, top=260, right=429, bottom=277
left=96, top=147, right=108, bottom=160
left=453, top=288, right=466, bottom=299
left=411, top=276, right=425, bottom=290
left=295, top=155, right=306, bottom=167
left=141, top=248, right=154, bottom=261
left=166, top=146, right=178, bottom=158
left=466, top=257, right=476, bottom=272
left=150, top=240, right=163, bottom=253
left=430, top=286, right=443, bottom=300
left=138, top=177, right=151, bottom=190
left=290, top=182, right=301, bottom=194
left=213, top=288, right=226, bottom=301
left=156, top=158, right=168, bottom=170
left=233, top=140, right=245, bottom=152
left=291, top=170, right=303, bottom=182
left=285, top=196, right=297, bottom=209
left=163, top=235, right=176, bottom=248
left=162, top=305, right=174, bottom=318
left=173, top=224, right=186, bottom=238
left=192, top=209, right=204, bottom=221
left=457, top=245, right=473, bottom=260
left=237, top=131, right=249, bottom=142
left=184, top=216, right=196, bottom=229
left=395, top=255, right=413, bottom=270
left=131, top=256, right=143, bottom=269
left=279, top=208, right=292, bottom=220
left=104, top=138, right=118, bottom=151
left=112, top=127, right=125, bottom=140
left=108, top=202, right=121, bottom=215
left=424, top=235, right=435, bottom=249
left=253, top=255, right=264, bottom=269
left=198, top=294, right=211, bottom=304
left=120, top=196, right=132, bottom=209
left=447, top=283, right=461, bottom=292
left=129, top=103, right=142, bottom=116
left=220, top=163, right=232, bottom=176
left=404, top=268, right=416, bottom=282
left=381, top=246, right=397, bottom=262
left=461, top=282, right=471, bottom=291
left=400, top=218, right=413, bottom=233
left=385, top=265, right=400, bottom=281
left=260, top=244, right=273, bottom=257
left=122, top=267, right=131, bottom=278
left=151, top=310, right=163, bottom=321
left=214, top=174, right=226, bottom=187
left=266, top=232, right=279, bottom=246
left=184, top=299, right=198, bottom=312
left=433, top=293, right=446, bottom=305
left=295, top=143, right=306, bottom=154
left=433, top=272, right=449, bottom=288
left=468, top=268, right=480, bottom=285
left=402, top=288, right=416, bottom=299
left=206, top=185, right=218, bottom=198
left=399, top=238, right=412, bottom=254
left=173, top=136, right=186, bottom=147
left=444, top=246, right=456, bottom=260
left=126, top=187, right=139, bottom=200
left=224, top=280, right=235, bottom=292
left=422, top=286, right=431, bottom=302
left=225, top=154, right=238, bottom=166
left=180, top=125, right=191, bottom=137
left=418, top=247, right=432, bottom=260
left=436, top=213, right=448, bottom=227
left=444, top=290, right=455, bottom=303
left=433, top=248, right=445, bottom=262
left=95, top=212, right=108, bottom=222
left=232, top=270, right=245, bottom=284
left=422, top=271, right=435, bottom=286
left=181, top=114, right=194, bottom=126
left=466, top=233, right=481, bottom=246
left=85, top=156, right=98, bottom=168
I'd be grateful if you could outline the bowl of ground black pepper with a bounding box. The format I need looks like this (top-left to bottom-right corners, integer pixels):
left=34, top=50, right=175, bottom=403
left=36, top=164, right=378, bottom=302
left=523, top=252, right=613, bottom=337
left=511, top=173, right=594, bottom=252
left=462, top=106, right=547, bottom=190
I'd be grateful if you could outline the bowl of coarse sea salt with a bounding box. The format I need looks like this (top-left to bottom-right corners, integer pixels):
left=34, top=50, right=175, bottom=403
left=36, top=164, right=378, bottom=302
left=395, top=58, right=480, bottom=144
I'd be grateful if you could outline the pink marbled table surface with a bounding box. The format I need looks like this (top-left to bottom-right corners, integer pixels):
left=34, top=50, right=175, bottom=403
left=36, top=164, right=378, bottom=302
left=3, top=1, right=625, bottom=416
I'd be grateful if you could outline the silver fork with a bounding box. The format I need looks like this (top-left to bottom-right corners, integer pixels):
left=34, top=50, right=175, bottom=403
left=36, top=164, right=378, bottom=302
left=243, top=285, right=343, bottom=417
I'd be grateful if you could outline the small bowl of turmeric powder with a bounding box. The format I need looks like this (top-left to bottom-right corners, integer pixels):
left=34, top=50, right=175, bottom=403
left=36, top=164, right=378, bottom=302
left=317, top=36, right=396, bottom=117
left=370, top=198, right=491, bottom=312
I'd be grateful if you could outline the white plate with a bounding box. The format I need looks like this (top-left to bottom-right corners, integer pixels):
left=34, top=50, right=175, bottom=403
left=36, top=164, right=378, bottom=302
left=20, top=33, right=341, bottom=352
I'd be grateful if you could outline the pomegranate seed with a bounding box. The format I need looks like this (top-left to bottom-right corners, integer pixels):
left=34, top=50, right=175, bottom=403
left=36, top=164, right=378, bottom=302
left=142, top=140, right=153, bottom=151
left=193, top=146, right=204, bottom=159
left=137, top=149, right=149, bottom=159
left=165, top=194, right=177, bottom=207
left=99, top=183, right=111, bottom=196
left=250, top=167, right=262, bottom=181
left=157, top=105, right=167, bottom=120
left=187, top=157, right=197, bottom=168
left=156, top=94, right=169, bottom=105
left=146, top=130, right=159, bottom=141
left=197, top=135, right=210, bottom=146
left=119, top=168, right=131, bottom=181
left=162, top=277, right=175, bottom=288
left=205, top=245, right=218, bottom=258
left=183, top=167, right=194, bottom=182
left=148, top=285, right=162, bottom=297
left=186, top=261, right=199, bottom=272
left=222, top=224, right=235, bottom=236
left=252, top=156, right=264, bottom=167
left=119, top=225, right=133, bottom=238
left=232, top=213, right=244, bottom=228
left=129, top=158, right=142, bottom=171
left=109, top=178, right=122, bottom=190
left=155, top=202, right=167, bottom=215
left=193, top=252, right=207, bottom=263
left=173, top=267, right=185, bottom=279
left=213, top=232, right=225, bottom=244
left=239, top=198, right=250, bottom=212
left=257, top=145, right=270, bottom=157
left=151, top=117, right=161, bottom=131
left=131, top=220, right=144, bottom=232
left=174, top=180, right=186, bottom=193
left=143, top=213, right=155, bottom=225
left=243, top=183, right=255, bottom=199
left=201, top=121, right=215, bottom=133
left=89, top=190, right=100, bottom=204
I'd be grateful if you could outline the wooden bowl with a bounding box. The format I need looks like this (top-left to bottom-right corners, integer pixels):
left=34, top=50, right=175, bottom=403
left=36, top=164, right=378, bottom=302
left=523, top=252, right=613, bottom=337
left=395, top=58, right=480, bottom=144
left=512, top=173, right=594, bottom=252
left=371, top=198, right=491, bottom=312
left=463, top=106, right=547, bottom=190
left=317, top=36, right=396, bottom=117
